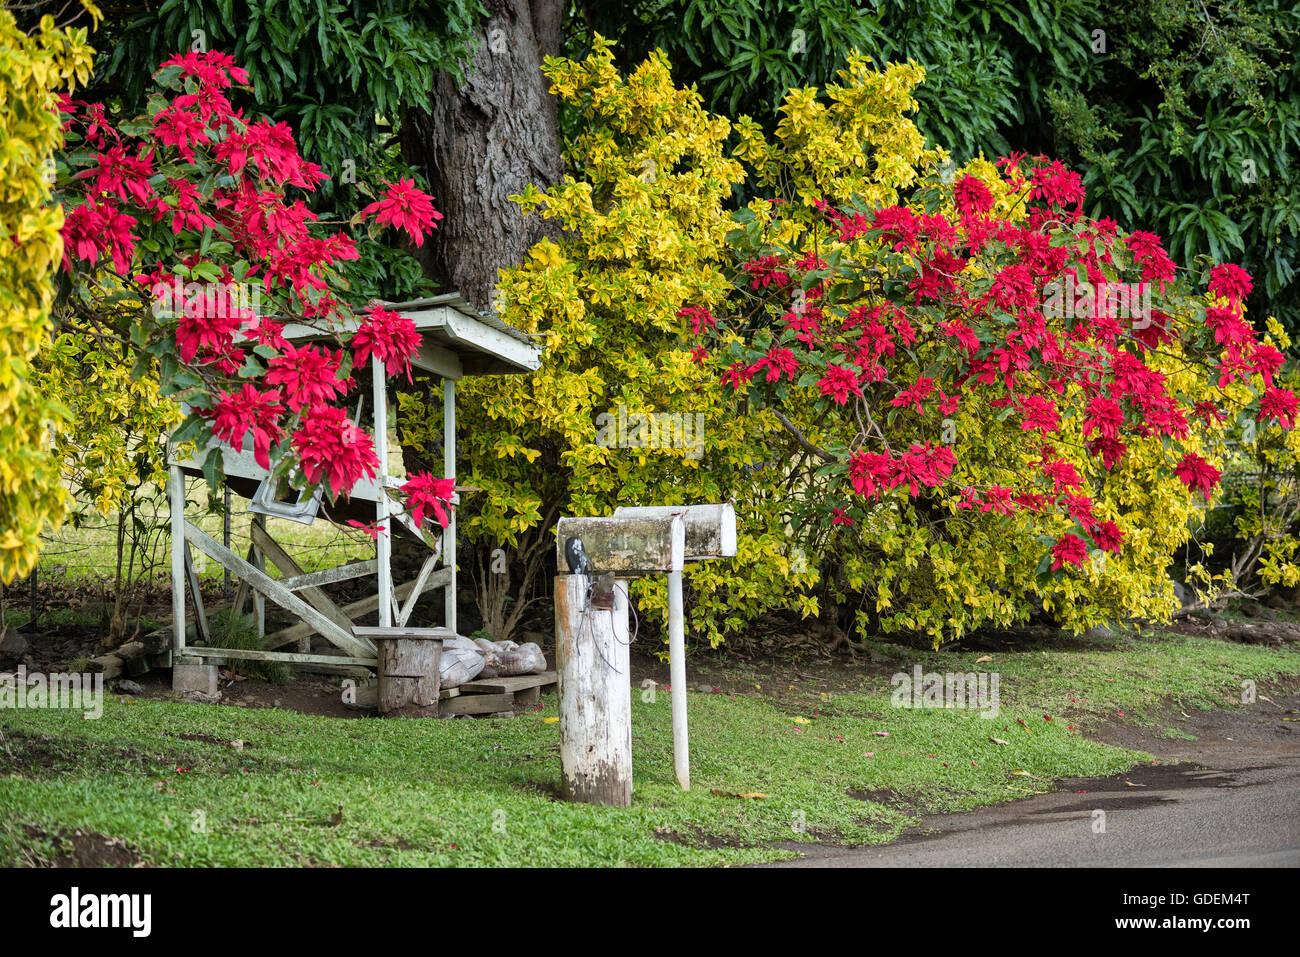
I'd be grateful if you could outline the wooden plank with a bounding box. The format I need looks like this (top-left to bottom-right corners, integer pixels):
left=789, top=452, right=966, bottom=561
left=353, top=626, right=453, bottom=640
left=396, top=555, right=439, bottom=627
left=459, top=671, right=557, bottom=695
left=438, top=686, right=460, bottom=701
left=232, top=545, right=255, bottom=616
left=185, top=647, right=379, bottom=667
left=251, top=515, right=265, bottom=638
left=263, top=568, right=451, bottom=650
left=168, top=466, right=186, bottom=654
left=183, top=521, right=376, bottom=658
left=440, top=692, right=513, bottom=715
left=250, top=522, right=355, bottom=636
left=184, top=543, right=212, bottom=645
left=279, top=560, right=378, bottom=592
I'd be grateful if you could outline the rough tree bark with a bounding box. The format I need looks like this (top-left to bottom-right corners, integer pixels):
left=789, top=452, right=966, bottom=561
left=400, top=0, right=566, bottom=312
left=399, top=0, right=567, bottom=636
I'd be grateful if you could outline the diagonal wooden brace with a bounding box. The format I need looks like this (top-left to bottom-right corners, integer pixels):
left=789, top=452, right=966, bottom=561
left=183, top=521, right=377, bottom=658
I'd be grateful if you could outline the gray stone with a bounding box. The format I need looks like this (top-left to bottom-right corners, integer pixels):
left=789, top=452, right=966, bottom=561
left=172, top=660, right=218, bottom=696
left=0, top=629, right=28, bottom=669
left=116, top=679, right=144, bottom=695
left=179, top=690, right=218, bottom=704
left=491, top=711, right=514, bottom=719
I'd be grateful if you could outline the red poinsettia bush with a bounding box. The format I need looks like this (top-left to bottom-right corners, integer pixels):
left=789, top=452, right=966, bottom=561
left=54, top=50, right=454, bottom=530
left=688, top=153, right=1294, bottom=641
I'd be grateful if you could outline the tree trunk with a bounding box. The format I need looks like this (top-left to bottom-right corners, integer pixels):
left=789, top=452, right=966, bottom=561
left=400, top=0, right=566, bottom=312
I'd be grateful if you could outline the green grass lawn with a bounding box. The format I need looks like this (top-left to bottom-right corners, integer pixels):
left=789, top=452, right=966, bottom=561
left=1, top=629, right=1296, bottom=866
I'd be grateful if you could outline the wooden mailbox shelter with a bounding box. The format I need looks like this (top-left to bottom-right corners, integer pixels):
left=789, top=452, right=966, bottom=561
left=165, top=293, right=542, bottom=684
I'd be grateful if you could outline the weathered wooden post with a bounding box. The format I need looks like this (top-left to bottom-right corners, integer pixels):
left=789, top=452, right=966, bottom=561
left=612, top=505, right=736, bottom=791
left=554, top=573, right=632, bottom=805
left=355, top=626, right=449, bottom=716
left=553, top=514, right=684, bottom=806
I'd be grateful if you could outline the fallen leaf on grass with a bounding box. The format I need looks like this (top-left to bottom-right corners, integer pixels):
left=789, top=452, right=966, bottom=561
left=989, top=737, right=1009, bottom=745
left=976, top=655, right=993, bottom=663
left=543, top=717, right=559, bottom=724
left=710, top=789, right=769, bottom=799
left=1125, top=780, right=1147, bottom=788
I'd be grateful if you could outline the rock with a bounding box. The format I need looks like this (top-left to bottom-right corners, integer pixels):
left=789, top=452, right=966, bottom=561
left=1084, top=624, right=1115, bottom=639
left=491, top=711, right=514, bottom=719
left=116, top=679, right=144, bottom=696
left=0, top=629, right=28, bottom=669
left=179, top=690, right=218, bottom=704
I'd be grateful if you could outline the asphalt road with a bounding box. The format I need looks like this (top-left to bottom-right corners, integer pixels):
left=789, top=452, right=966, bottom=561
left=766, top=690, right=1300, bottom=868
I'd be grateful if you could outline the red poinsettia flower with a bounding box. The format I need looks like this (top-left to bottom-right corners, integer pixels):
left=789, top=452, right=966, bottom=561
left=1050, top=534, right=1088, bottom=571
left=1093, top=520, right=1125, bottom=554
left=264, top=343, right=349, bottom=411
left=352, top=305, right=422, bottom=381
left=401, top=472, right=456, bottom=530
left=291, top=405, right=379, bottom=494
left=1208, top=264, right=1253, bottom=306
left=1258, top=387, right=1299, bottom=428
left=208, top=385, right=285, bottom=469
left=1174, top=452, right=1221, bottom=502
left=753, top=346, right=799, bottom=383
left=954, top=174, right=995, bottom=218
left=817, top=364, right=863, bottom=405
left=361, top=179, right=442, bottom=247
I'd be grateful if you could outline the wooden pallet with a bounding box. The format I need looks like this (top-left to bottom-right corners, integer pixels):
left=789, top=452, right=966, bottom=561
left=442, top=670, right=556, bottom=714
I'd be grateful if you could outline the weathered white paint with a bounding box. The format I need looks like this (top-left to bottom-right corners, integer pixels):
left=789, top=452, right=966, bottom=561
left=444, top=377, right=457, bottom=633
left=612, top=504, right=737, bottom=561
left=554, top=514, right=685, bottom=575
left=168, top=465, right=187, bottom=655
left=666, top=568, right=689, bottom=790
left=555, top=574, right=633, bottom=806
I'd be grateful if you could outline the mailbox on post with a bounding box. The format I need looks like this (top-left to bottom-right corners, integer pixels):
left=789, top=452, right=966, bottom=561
left=553, top=504, right=736, bottom=806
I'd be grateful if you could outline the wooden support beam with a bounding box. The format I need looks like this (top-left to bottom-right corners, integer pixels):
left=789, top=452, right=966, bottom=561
left=231, top=545, right=255, bottom=617
left=184, top=646, right=378, bottom=667
left=249, top=522, right=355, bottom=637
left=183, top=543, right=212, bottom=645
left=263, top=568, right=451, bottom=650
left=168, top=465, right=186, bottom=655
left=279, top=560, right=378, bottom=593
left=183, top=521, right=376, bottom=658
left=396, top=555, right=439, bottom=627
